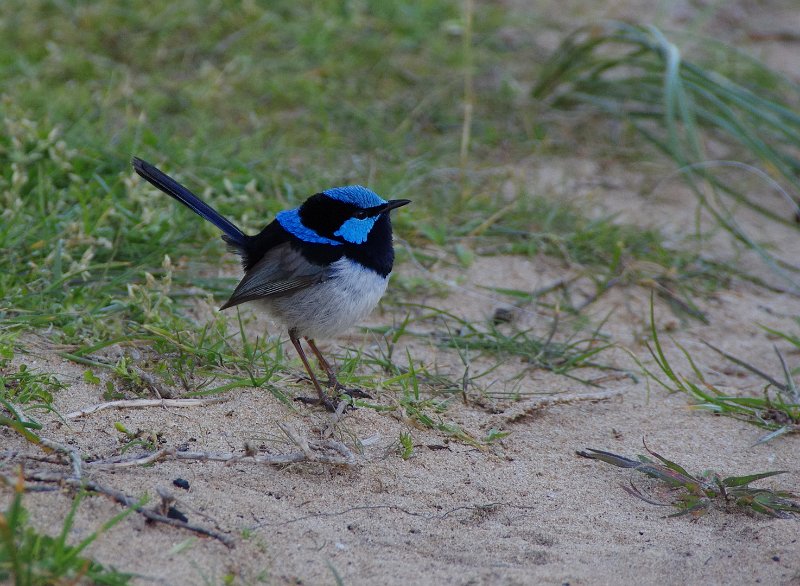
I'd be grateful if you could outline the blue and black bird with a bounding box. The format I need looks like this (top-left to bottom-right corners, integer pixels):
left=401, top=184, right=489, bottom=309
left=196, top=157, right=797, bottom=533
left=132, top=158, right=410, bottom=409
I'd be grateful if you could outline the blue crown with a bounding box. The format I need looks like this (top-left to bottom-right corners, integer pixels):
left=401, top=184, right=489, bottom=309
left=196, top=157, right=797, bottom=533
left=323, top=185, right=386, bottom=209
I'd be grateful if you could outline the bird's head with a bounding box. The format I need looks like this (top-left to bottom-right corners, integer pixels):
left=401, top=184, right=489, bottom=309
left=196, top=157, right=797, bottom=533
left=277, top=186, right=410, bottom=246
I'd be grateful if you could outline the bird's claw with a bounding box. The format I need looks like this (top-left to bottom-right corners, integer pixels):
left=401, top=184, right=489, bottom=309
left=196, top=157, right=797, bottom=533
left=293, top=386, right=372, bottom=412
left=330, top=383, right=372, bottom=400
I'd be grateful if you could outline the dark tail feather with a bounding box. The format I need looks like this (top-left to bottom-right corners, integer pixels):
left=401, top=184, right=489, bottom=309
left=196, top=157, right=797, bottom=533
left=132, top=157, right=247, bottom=247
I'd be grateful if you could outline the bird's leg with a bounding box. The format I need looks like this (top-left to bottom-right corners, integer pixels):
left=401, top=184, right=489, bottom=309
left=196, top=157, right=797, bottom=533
left=289, top=330, right=336, bottom=411
left=304, top=337, right=337, bottom=387
left=305, top=337, right=371, bottom=400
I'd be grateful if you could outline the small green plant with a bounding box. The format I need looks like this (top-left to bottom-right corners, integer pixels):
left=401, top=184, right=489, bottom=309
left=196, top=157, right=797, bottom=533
left=483, top=428, right=509, bottom=443
left=644, top=297, right=799, bottom=443
left=0, top=367, right=63, bottom=410
left=0, top=473, right=133, bottom=585
left=0, top=359, right=64, bottom=429
left=578, top=443, right=800, bottom=518
left=398, top=432, right=414, bottom=460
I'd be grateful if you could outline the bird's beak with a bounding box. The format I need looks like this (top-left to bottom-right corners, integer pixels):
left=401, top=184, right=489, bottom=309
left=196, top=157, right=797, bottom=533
left=382, top=199, right=411, bottom=212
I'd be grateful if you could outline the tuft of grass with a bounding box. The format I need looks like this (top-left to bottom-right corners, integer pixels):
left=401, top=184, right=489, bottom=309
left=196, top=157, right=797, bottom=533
left=0, top=366, right=64, bottom=415
left=398, top=432, right=414, bottom=460
left=578, top=442, right=800, bottom=519
left=336, top=341, right=482, bottom=446
left=377, top=352, right=481, bottom=447
left=0, top=339, right=63, bottom=432
left=422, top=305, right=616, bottom=384
left=60, top=310, right=286, bottom=403
left=481, top=194, right=732, bottom=314
left=533, top=20, right=800, bottom=290
left=643, top=296, right=799, bottom=444
left=0, top=473, right=133, bottom=585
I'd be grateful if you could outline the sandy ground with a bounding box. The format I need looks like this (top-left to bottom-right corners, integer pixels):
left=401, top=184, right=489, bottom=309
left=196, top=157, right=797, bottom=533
left=5, top=181, right=800, bottom=586
left=4, top=2, right=800, bottom=585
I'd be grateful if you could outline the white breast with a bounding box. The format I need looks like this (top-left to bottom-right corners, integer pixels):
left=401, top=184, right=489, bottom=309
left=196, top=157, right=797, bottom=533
left=260, top=258, right=389, bottom=340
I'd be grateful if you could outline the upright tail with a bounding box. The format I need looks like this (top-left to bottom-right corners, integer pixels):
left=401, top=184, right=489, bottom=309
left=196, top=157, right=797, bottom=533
left=132, top=157, right=248, bottom=248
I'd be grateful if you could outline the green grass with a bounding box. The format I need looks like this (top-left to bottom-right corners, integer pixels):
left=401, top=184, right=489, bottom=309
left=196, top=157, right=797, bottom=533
left=482, top=194, right=732, bottom=303
left=643, top=296, right=799, bottom=444
left=0, top=334, right=62, bottom=433
left=0, top=478, right=133, bottom=585
left=533, top=20, right=800, bottom=291
left=426, top=305, right=615, bottom=383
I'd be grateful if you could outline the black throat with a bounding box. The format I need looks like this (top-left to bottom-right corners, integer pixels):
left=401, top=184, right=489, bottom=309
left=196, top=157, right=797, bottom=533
left=343, top=213, right=395, bottom=277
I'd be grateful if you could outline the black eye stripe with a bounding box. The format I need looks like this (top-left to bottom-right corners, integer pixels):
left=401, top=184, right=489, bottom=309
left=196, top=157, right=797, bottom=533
left=362, top=204, right=389, bottom=218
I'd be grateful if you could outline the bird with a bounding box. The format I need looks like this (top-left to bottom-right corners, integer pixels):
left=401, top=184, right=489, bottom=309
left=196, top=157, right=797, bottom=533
left=132, top=157, right=410, bottom=409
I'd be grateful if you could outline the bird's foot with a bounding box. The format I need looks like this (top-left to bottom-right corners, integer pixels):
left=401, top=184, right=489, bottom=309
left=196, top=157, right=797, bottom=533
left=323, top=375, right=372, bottom=400
left=293, top=386, right=372, bottom=412
left=329, top=382, right=373, bottom=400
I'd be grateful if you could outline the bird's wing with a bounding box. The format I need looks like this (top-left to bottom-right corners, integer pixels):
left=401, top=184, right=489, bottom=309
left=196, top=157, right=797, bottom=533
left=219, top=242, right=329, bottom=310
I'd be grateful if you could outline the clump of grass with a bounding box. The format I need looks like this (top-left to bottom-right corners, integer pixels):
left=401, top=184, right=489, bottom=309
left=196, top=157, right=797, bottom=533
left=398, top=432, right=414, bottom=460
left=0, top=336, right=63, bottom=433
left=0, top=473, right=133, bottom=585
left=331, top=325, right=484, bottom=446
left=644, top=297, right=799, bottom=444
left=427, top=305, right=615, bottom=384
left=411, top=190, right=735, bottom=323
left=485, top=195, right=730, bottom=289
left=0, top=366, right=64, bottom=414
left=353, top=348, right=483, bottom=447
left=578, top=442, right=800, bottom=518
left=533, top=20, right=800, bottom=290
left=61, top=310, right=286, bottom=403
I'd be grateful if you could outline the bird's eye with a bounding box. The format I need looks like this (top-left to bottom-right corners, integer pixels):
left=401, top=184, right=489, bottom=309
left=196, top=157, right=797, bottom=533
left=354, top=210, right=368, bottom=219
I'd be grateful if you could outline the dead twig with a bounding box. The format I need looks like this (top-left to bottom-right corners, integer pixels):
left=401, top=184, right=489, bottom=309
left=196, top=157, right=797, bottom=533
left=86, top=446, right=351, bottom=469
left=1, top=425, right=356, bottom=548
left=279, top=422, right=356, bottom=465
left=82, top=425, right=356, bottom=469
left=489, top=388, right=624, bottom=427
left=87, top=449, right=172, bottom=469
left=39, top=438, right=83, bottom=480
left=65, top=397, right=227, bottom=420
left=18, top=470, right=236, bottom=547
left=131, top=365, right=172, bottom=399
left=84, top=478, right=235, bottom=546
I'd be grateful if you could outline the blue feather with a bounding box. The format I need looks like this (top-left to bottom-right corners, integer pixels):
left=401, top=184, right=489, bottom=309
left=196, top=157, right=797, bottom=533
left=132, top=158, right=247, bottom=247
left=323, top=185, right=386, bottom=209
left=334, top=216, right=378, bottom=244
left=276, top=208, right=343, bottom=246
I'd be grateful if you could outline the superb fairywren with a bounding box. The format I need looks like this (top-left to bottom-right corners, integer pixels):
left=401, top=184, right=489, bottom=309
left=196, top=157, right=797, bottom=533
left=132, top=158, right=410, bottom=408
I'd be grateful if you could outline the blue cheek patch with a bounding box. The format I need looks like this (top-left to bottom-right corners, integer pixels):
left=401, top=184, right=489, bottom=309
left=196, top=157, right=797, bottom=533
left=334, top=217, right=378, bottom=244
left=276, top=209, right=343, bottom=246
